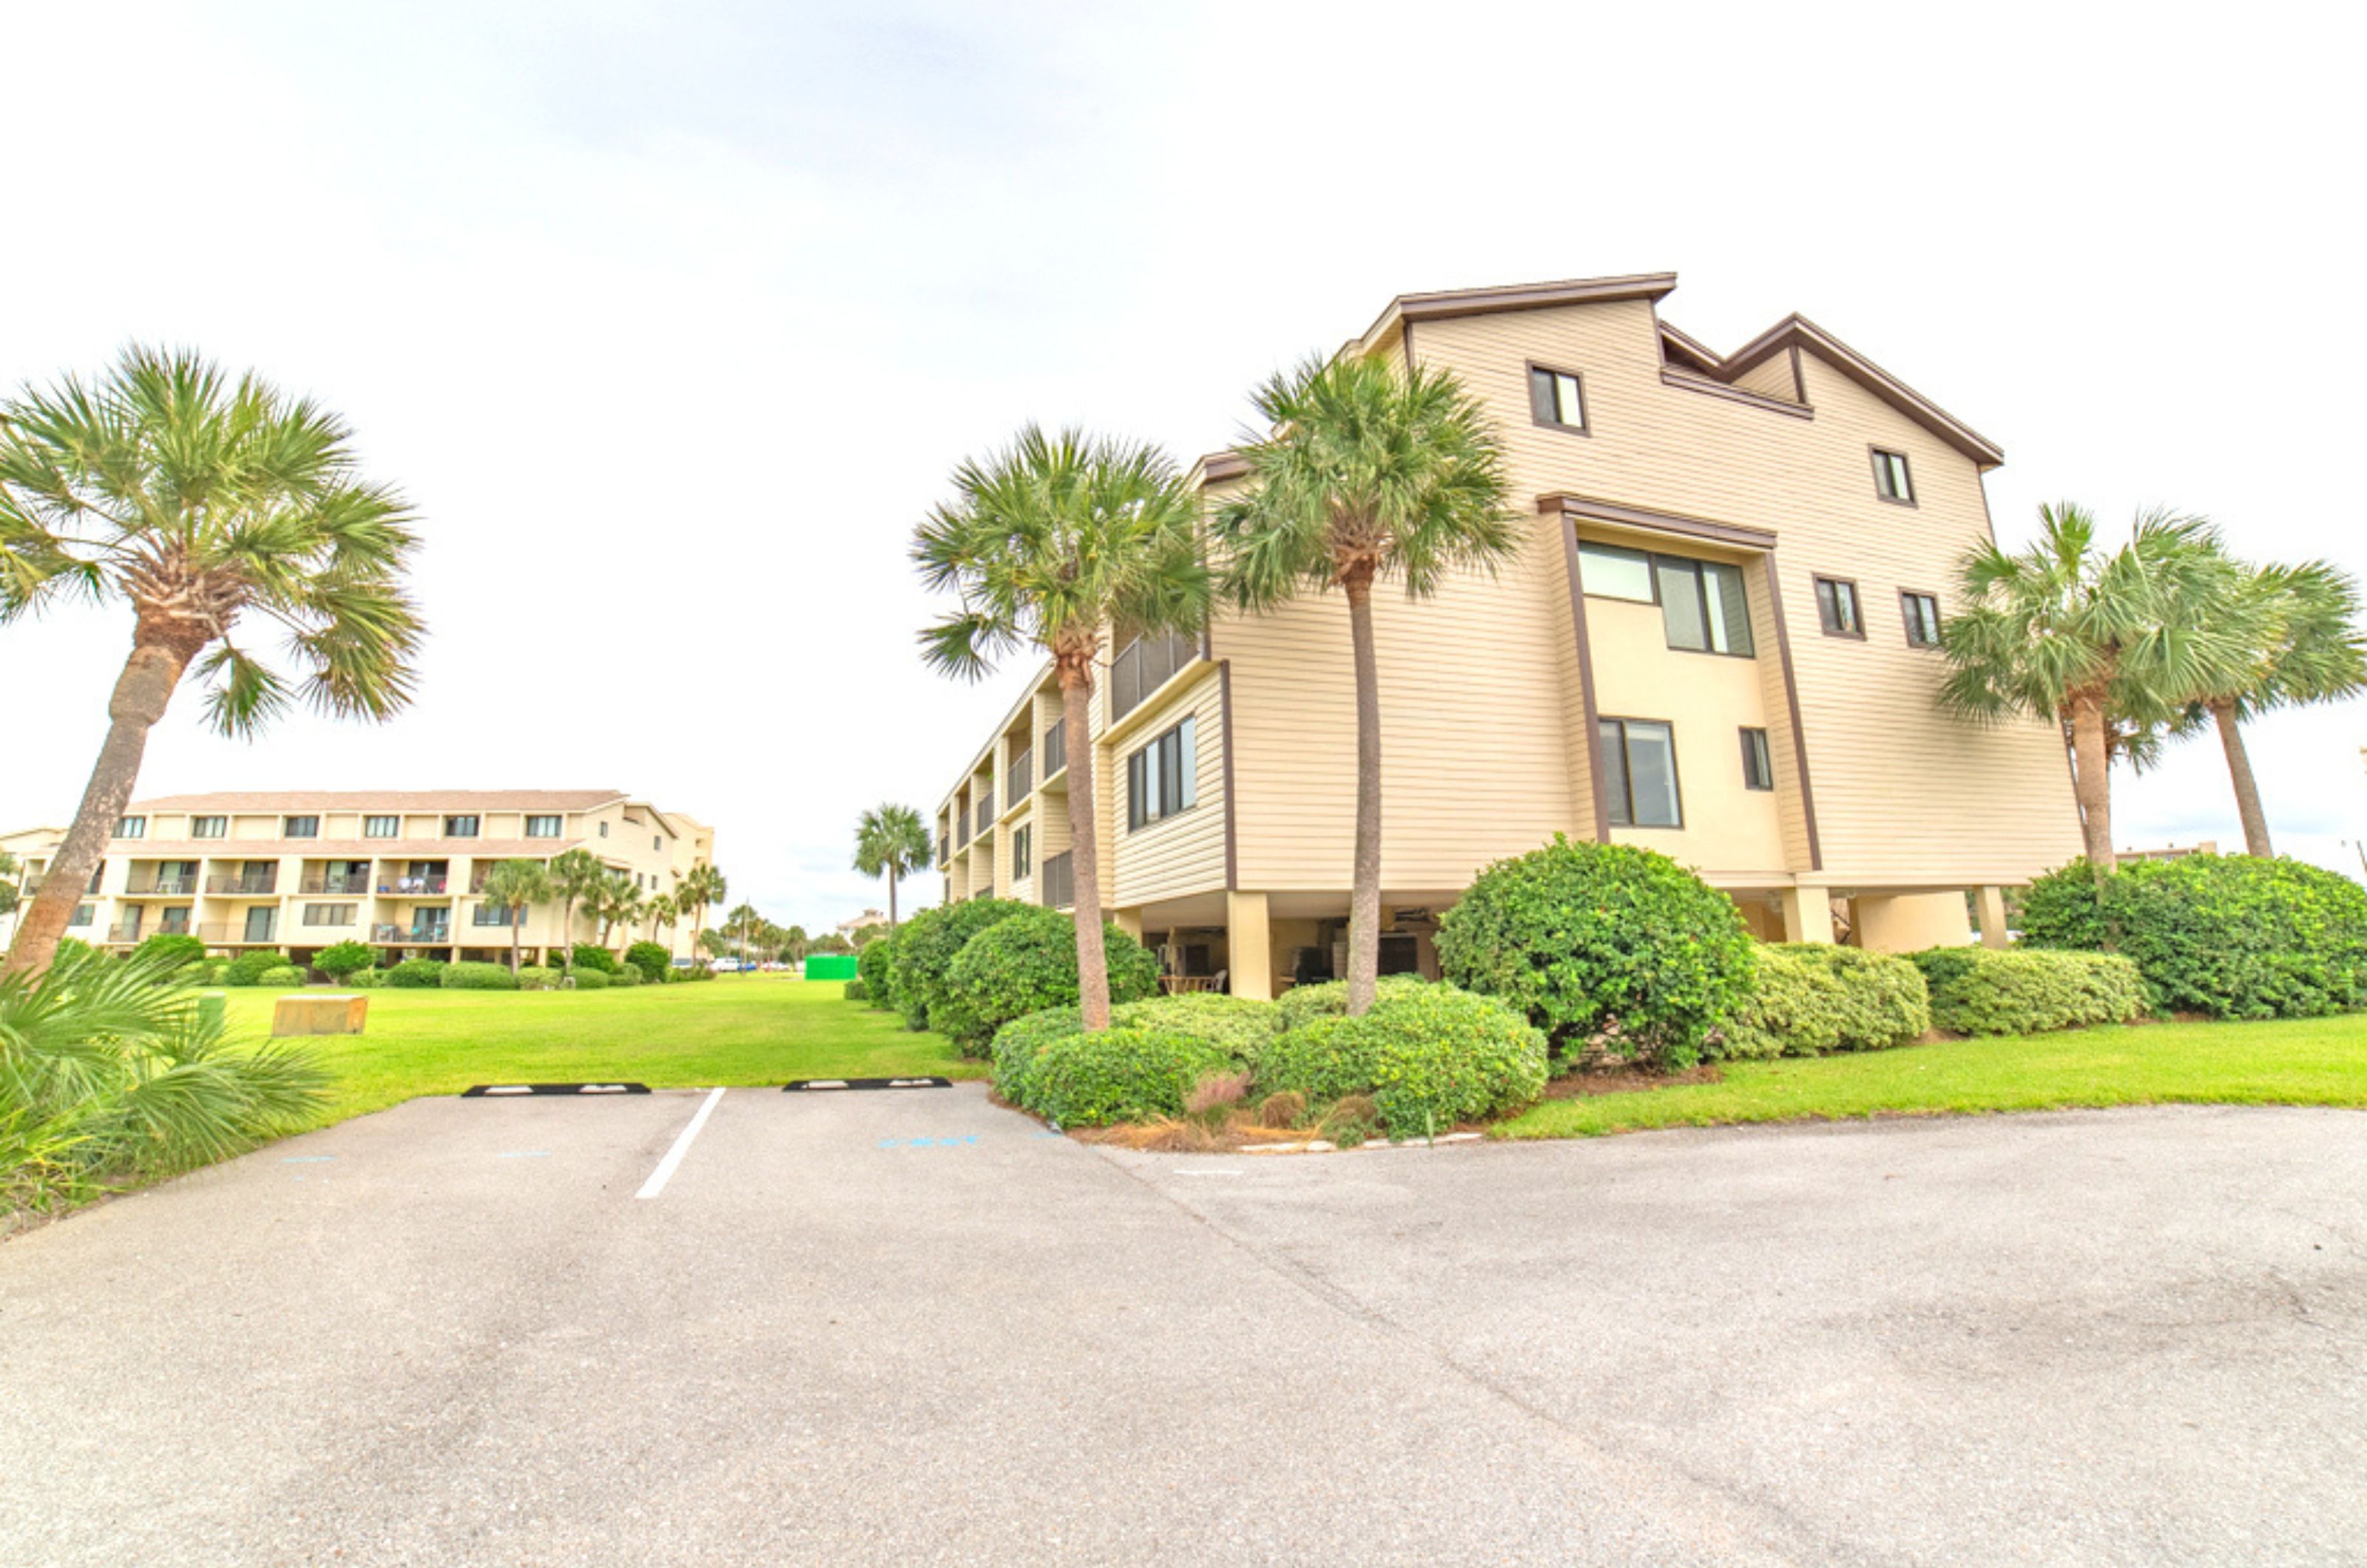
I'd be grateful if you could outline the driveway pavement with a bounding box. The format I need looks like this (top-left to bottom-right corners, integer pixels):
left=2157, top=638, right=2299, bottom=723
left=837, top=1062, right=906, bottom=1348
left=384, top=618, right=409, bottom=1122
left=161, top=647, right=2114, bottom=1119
left=1, top=1086, right=2360, bottom=1565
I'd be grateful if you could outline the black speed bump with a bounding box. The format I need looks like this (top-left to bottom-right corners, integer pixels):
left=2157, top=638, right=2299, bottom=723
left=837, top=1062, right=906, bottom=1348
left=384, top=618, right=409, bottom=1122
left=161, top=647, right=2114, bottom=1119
left=783, top=1077, right=952, bottom=1092
left=461, top=1083, right=652, bottom=1097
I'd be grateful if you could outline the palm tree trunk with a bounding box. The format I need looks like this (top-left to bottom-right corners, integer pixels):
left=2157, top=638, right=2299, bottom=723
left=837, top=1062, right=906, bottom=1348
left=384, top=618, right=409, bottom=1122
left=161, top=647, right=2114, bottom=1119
left=1058, top=663, right=1111, bottom=1031
left=560, top=898, right=575, bottom=973
left=1343, top=567, right=1383, bottom=1016
left=2211, top=700, right=2273, bottom=857
left=510, top=910, right=522, bottom=974
left=2067, top=693, right=2118, bottom=876
left=3, top=640, right=191, bottom=977
left=887, top=868, right=899, bottom=930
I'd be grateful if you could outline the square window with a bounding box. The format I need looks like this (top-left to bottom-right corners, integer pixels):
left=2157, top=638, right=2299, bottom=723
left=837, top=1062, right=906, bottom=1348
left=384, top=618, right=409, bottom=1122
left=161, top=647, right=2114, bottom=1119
left=1814, top=577, right=1863, bottom=638
left=283, top=815, right=320, bottom=839
left=1902, top=592, right=1942, bottom=649
left=191, top=816, right=227, bottom=839
left=116, top=816, right=146, bottom=839
left=1872, top=449, right=1914, bottom=503
left=1740, top=728, right=1775, bottom=791
left=1599, top=718, right=1681, bottom=828
left=1527, top=365, right=1587, bottom=432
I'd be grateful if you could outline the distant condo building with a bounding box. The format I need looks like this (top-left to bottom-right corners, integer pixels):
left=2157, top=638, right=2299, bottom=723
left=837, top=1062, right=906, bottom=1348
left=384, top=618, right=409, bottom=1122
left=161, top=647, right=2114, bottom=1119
left=1, top=791, right=712, bottom=966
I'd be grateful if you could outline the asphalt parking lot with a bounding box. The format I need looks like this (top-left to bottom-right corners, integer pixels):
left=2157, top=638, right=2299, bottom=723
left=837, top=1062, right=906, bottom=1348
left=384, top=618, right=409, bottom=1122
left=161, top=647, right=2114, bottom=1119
left=2, top=1085, right=2362, bottom=1566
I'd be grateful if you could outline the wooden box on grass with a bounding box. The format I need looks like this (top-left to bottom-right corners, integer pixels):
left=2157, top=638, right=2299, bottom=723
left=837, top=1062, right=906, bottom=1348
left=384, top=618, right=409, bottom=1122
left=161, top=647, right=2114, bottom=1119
left=272, top=994, right=368, bottom=1037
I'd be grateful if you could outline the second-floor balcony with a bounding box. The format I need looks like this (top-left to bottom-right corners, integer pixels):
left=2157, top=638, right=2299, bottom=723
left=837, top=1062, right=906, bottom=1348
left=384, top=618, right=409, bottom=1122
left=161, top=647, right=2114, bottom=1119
left=1110, top=629, right=1196, bottom=723
left=372, top=919, right=453, bottom=944
left=1042, top=717, right=1067, bottom=780
left=1007, top=746, right=1032, bottom=802
left=124, top=868, right=200, bottom=896
left=298, top=869, right=374, bottom=896
left=938, top=831, right=951, bottom=866
left=379, top=873, right=448, bottom=896
left=1039, top=850, right=1074, bottom=911
left=975, top=791, right=995, bottom=838
left=205, top=871, right=278, bottom=896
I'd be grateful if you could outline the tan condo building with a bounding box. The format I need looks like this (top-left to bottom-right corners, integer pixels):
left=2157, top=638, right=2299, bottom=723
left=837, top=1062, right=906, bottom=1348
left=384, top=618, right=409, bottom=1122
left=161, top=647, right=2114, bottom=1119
left=1, top=791, right=713, bottom=967
left=928, top=271, right=2081, bottom=998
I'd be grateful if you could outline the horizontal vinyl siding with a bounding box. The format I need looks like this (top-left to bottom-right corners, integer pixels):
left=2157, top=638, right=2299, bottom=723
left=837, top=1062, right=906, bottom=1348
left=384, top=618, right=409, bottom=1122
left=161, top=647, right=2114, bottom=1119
left=1729, top=351, right=1800, bottom=404
left=1110, top=669, right=1229, bottom=908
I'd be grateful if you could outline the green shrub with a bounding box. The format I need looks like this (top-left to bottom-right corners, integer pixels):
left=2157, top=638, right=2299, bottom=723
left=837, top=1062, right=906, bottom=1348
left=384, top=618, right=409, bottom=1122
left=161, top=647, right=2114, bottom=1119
left=569, top=944, right=620, bottom=975
left=2020, top=855, right=2367, bottom=1020
left=987, top=1006, right=1085, bottom=1106
left=186, top=959, right=226, bottom=985
left=1720, top=944, right=1931, bottom=1059
left=385, top=959, right=448, bottom=989
left=887, top=898, right=1034, bottom=1032
left=312, top=939, right=377, bottom=981
left=256, top=964, right=306, bottom=987
left=1016, top=1027, right=1232, bottom=1127
left=513, top=964, right=556, bottom=991
left=341, top=966, right=382, bottom=989
left=218, top=950, right=286, bottom=987
left=1112, top=993, right=1283, bottom=1064
left=1908, top=945, right=2148, bottom=1035
left=1435, top=837, right=1755, bottom=1069
left=1260, top=984, right=1549, bottom=1139
left=441, top=961, right=519, bottom=991
left=937, top=906, right=1161, bottom=1056
left=672, top=962, right=715, bottom=982
left=623, top=941, right=671, bottom=984
left=856, top=934, right=897, bottom=1010
left=570, top=968, right=610, bottom=991
left=608, top=963, right=641, bottom=987
left=132, top=933, right=208, bottom=973
left=1274, top=974, right=1434, bottom=1031
left=843, top=979, right=869, bottom=1002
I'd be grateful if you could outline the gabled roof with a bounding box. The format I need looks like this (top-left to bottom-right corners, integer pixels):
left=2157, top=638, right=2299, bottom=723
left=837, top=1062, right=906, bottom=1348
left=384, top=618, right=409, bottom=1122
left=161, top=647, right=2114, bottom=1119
left=1706, top=314, right=2004, bottom=467
left=1357, top=272, right=1679, bottom=351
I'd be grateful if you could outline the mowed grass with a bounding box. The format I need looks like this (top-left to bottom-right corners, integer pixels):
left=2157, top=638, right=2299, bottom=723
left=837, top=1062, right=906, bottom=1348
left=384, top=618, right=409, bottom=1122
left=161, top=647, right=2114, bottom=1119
left=1501, top=1013, right=2367, bottom=1139
left=219, top=976, right=976, bottom=1123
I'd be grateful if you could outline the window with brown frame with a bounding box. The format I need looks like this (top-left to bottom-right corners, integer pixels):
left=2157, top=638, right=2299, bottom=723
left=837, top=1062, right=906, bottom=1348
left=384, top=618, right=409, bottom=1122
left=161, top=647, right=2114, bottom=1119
left=1871, top=448, right=1914, bottom=504
left=1527, top=365, right=1587, bottom=433
left=1901, top=591, right=1942, bottom=648
left=1740, top=728, right=1775, bottom=791
left=1814, top=577, right=1863, bottom=638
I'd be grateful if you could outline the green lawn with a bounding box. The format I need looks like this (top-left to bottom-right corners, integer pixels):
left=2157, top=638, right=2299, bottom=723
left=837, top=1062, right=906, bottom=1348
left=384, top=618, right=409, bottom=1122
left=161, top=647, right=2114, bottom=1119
left=220, top=977, right=976, bottom=1123
left=1500, top=1013, right=2367, bottom=1139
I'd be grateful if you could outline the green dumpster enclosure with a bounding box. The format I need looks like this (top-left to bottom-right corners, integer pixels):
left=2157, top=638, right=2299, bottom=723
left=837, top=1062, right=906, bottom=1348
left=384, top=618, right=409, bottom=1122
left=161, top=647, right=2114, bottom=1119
left=805, top=954, right=860, bottom=980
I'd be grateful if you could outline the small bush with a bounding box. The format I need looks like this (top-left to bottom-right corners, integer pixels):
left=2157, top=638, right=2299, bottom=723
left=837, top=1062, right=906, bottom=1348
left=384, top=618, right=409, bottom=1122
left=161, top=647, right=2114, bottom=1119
left=1260, top=984, right=1550, bottom=1140
left=1016, top=1027, right=1233, bottom=1127
left=186, top=959, right=226, bottom=985
left=257, top=964, right=306, bottom=987
left=672, top=962, right=715, bottom=982
left=1908, top=946, right=2148, bottom=1035
left=1112, top=993, right=1283, bottom=1064
left=843, top=979, right=869, bottom=1002
left=313, top=939, right=377, bottom=981
left=987, top=1006, right=1085, bottom=1106
left=623, top=941, right=671, bottom=984
left=570, top=944, right=620, bottom=975
left=441, top=961, right=519, bottom=991
left=938, top=906, right=1162, bottom=1055
left=1721, top=944, right=1931, bottom=1059
left=218, top=950, right=286, bottom=987
left=2021, top=855, right=2367, bottom=1020
left=1274, top=974, right=1434, bottom=1032
left=570, top=968, right=610, bottom=990
left=887, top=898, right=1034, bottom=1031
left=608, top=963, right=641, bottom=987
left=385, top=959, right=448, bottom=989
left=857, top=934, right=897, bottom=1010
left=132, top=933, right=208, bottom=973
left=1435, top=837, right=1755, bottom=1069
left=342, top=966, right=382, bottom=989
left=513, top=965, right=557, bottom=991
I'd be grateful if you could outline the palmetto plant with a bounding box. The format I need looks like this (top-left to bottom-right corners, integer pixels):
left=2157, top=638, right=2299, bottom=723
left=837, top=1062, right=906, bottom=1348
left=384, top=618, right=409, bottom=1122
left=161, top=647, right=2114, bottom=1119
left=676, top=865, right=726, bottom=959
left=546, top=849, right=607, bottom=973
left=644, top=891, right=678, bottom=947
left=2172, top=555, right=2366, bottom=856
left=1938, top=504, right=2244, bottom=875
left=0, top=348, right=424, bottom=977
left=724, top=902, right=761, bottom=966
left=914, top=426, right=1209, bottom=1030
left=1, top=947, right=329, bottom=1215
left=1217, top=354, right=1517, bottom=1015
left=852, top=804, right=931, bottom=930
left=593, top=872, right=641, bottom=950
left=479, top=858, right=552, bottom=976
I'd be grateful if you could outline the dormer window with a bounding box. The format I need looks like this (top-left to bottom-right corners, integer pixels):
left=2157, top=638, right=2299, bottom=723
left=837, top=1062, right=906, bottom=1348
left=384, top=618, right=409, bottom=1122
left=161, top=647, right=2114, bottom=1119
left=1872, top=448, right=1914, bottom=504
left=1527, top=365, right=1587, bottom=433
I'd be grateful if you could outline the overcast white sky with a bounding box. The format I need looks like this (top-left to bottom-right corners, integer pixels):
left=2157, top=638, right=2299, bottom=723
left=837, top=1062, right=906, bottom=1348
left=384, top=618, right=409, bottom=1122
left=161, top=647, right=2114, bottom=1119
left=4, top=0, right=2364, bottom=917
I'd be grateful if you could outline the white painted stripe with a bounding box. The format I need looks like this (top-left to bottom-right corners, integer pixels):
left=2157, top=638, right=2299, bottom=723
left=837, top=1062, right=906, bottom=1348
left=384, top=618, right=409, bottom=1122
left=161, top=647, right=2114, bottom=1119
left=635, top=1088, right=725, bottom=1200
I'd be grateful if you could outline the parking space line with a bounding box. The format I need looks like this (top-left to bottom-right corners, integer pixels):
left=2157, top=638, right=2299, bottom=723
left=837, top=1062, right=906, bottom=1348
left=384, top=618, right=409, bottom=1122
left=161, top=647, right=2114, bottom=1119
left=635, top=1088, right=726, bottom=1200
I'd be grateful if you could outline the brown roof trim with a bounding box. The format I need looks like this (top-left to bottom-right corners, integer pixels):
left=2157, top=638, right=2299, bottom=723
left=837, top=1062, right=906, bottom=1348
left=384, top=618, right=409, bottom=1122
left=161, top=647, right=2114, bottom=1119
left=1557, top=517, right=1612, bottom=842
left=1659, top=368, right=1813, bottom=420
left=1198, top=450, right=1249, bottom=484
left=1656, top=319, right=1724, bottom=374
left=1761, top=552, right=1824, bottom=871
left=1360, top=271, right=1678, bottom=346
left=1718, top=314, right=2004, bottom=467
left=1541, top=493, right=1779, bottom=552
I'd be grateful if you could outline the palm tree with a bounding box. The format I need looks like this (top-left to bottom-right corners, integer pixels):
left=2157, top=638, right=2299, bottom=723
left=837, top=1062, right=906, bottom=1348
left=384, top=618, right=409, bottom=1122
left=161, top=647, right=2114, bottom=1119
left=724, top=902, right=761, bottom=968
left=913, top=426, right=1208, bottom=1031
left=676, top=865, right=726, bottom=960
left=644, top=891, right=678, bottom=948
left=1938, top=504, right=2243, bottom=875
left=852, top=805, right=931, bottom=929
left=592, top=872, right=641, bottom=950
left=1216, top=354, right=1517, bottom=1016
left=0, top=348, right=424, bottom=977
left=479, top=859, right=552, bottom=976
left=2175, top=556, right=2367, bottom=856
left=546, top=848, right=605, bottom=972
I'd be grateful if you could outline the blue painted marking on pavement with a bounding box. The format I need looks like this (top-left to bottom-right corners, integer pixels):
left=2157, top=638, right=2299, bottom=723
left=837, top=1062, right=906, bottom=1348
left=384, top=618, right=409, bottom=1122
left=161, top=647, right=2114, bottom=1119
left=282, top=1156, right=335, bottom=1163
left=877, top=1135, right=982, bottom=1149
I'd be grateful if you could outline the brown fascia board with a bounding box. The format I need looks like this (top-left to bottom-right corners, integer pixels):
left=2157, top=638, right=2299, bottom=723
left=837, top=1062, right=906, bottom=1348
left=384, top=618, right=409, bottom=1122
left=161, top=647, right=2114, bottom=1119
left=1358, top=271, right=1679, bottom=351
left=1718, top=314, right=2005, bottom=467
left=1656, top=319, right=1725, bottom=374
left=1198, top=450, right=1249, bottom=484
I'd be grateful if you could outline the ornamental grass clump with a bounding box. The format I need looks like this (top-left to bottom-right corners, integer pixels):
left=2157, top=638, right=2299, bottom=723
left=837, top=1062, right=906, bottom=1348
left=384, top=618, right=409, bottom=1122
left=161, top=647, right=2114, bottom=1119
left=1435, top=837, right=1755, bottom=1069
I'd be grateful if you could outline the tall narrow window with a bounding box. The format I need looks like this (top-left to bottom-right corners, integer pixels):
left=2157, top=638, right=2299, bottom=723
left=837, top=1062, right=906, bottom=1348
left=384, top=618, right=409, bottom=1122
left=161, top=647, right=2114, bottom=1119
left=1527, top=365, right=1587, bottom=432
left=1599, top=719, right=1682, bottom=828
left=1126, top=716, right=1198, bottom=831
left=1871, top=448, right=1914, bottom=503
left=1013, top=824, right=1032, bottom=881
left=1740, top=728, right=1775, bottom=791
left=1901, top=591, right=1942, bottom=649
left=1814, top=577, right=1863, bottom=638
